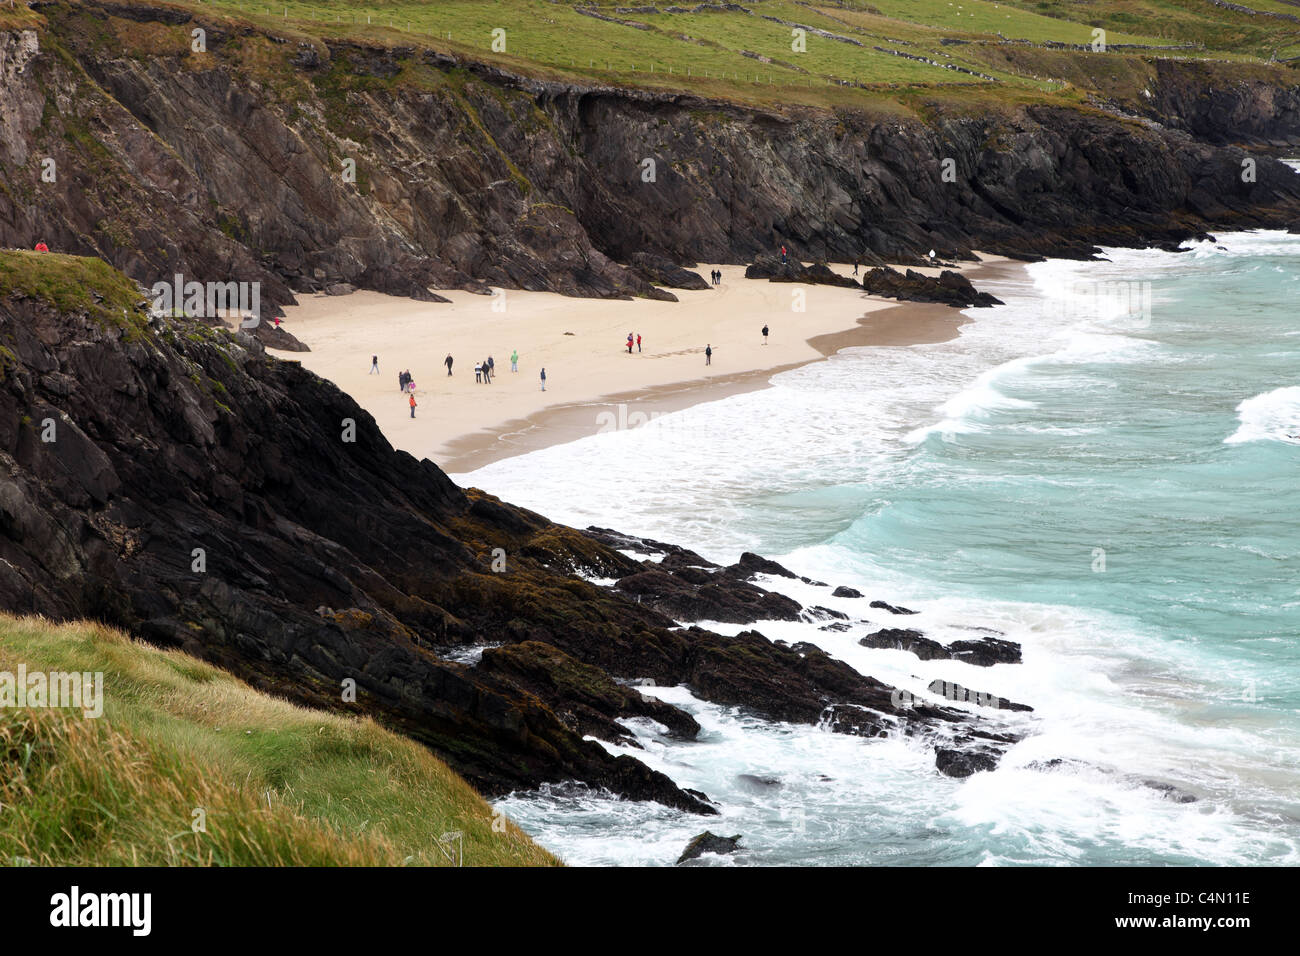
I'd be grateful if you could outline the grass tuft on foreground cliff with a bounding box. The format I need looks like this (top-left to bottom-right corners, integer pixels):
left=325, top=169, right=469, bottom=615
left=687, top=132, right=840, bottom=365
left=0, top=614, right=559, bottom=866
left=0, top=250, right=145, bottom=336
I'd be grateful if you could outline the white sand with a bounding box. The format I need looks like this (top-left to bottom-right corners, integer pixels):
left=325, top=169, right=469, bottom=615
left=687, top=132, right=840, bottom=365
left=270, top=259, right=1004, bottom=470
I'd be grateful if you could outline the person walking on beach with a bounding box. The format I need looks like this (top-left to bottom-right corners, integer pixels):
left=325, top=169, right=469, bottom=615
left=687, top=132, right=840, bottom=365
left=511, top=349, right=518, bottom=372
left=705, top=344, right=712, bottom=366
left=408, top=377, right=416, bottom=394
left=636, top=333, right=642, bottom=353
left=445, top=353, right=454, bottom=376
left=483, top=358, right=492, bottom=384
left=762, top=323, right=769, bottom=345
left=540, top=368, right=547, bottom=391
left=853, top=258, right=860, bottom=276
left=474, top=361, right=482, bottom=383
left=780, top=244, right=787, bottom=264
left=488, top=355, right=495, bottom=379
left=370, top=355, right=379, bottom=374
left=409, top=393, right=417, bottom=418
left=399, top=370, right=407, bottom=393
left=627, top=333, right=634, bottom=354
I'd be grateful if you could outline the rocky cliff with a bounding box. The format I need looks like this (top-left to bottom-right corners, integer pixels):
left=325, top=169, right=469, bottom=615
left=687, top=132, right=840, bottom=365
left=2, top=1, right=1300, bottom=316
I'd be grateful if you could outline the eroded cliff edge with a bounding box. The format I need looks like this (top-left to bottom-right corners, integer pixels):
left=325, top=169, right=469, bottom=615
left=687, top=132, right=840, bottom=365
left=2, top=1, right=1300, bottom=315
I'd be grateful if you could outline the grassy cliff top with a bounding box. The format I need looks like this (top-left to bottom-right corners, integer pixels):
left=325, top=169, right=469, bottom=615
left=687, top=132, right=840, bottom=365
left=0, top=613, right=560, bottom=866
left=91, top=0, right=1300, bottom=111
left=0, top=249, right=146, bottom=333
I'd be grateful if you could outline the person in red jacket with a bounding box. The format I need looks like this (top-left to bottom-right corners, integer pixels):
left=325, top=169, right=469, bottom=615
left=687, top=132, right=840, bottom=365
left=34, top=241, right=49, bottom=252
left=409, top=393, right=417, bottom=418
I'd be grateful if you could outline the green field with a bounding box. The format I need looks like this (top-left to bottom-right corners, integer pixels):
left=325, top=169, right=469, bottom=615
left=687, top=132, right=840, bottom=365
left=0, top=614, right=559, bottom=866
left=114, top=0, right=1295, bottom=107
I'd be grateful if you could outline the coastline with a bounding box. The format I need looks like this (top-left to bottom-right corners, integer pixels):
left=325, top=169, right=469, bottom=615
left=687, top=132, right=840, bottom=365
left=271, top=257, right=1019, bottom=475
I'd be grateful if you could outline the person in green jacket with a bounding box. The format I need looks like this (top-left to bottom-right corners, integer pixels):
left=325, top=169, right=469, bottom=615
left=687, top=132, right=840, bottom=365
left=511, top=349, right=518, bottom=372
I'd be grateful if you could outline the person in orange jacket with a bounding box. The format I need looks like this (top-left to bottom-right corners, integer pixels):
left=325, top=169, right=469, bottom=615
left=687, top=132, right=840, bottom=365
left=409, top=393, right=417, bottom=418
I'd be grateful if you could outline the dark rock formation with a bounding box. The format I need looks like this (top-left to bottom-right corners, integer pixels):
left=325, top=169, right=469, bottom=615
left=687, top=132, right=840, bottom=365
left=860, top=628, right=937, bottom=655
left=249, top=322, right=310, bottom=353
left=821, top=703, right=891, bottom=738
left=478, top=641, right=702, bottom=745
left=870, top=600, right=918, bottom=615
left=860, top=628, right=1021, bottom=666
left=947, top=637, right=1022, bottom=666
left=677, top=831, right=742, bottom=864
left=745, top=256, right=862, bottom=288
left=861, top=267, right=1004, bottom=308
left=725, top=551, right=800, bottom=580
left=612, top=566, right=805, bottom=623
left=935, top=747, right=1001, bottom=778
left=585, top=526, right=719, bottom=570
left=832, top=585, right=862, bottom=598
left=625, top=252, right=710, bottom=290
left=806, top=605, right=848, bottom=622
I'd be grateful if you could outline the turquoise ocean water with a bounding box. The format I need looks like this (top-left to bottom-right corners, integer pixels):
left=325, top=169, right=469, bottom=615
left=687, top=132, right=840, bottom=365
left=457, top=230, right=1300, bottom=866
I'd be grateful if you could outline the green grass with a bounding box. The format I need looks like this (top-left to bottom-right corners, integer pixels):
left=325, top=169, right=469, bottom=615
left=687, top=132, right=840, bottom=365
left=0, top=614, right=560, bottom=866
left=0, top=250, right=146, bottom=337
left=0, top=3, right=42, bottom=29
left=860, top=0, right=1167, bottom=45
left=145, top=0, right=1300, bottom=112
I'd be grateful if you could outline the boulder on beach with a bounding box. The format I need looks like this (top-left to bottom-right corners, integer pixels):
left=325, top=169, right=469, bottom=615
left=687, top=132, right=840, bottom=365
left=626, top=252, right=710, bottom=290
left=862, top=266, right=1003, bottom=308
left=744, top=255, right=861, bottom=287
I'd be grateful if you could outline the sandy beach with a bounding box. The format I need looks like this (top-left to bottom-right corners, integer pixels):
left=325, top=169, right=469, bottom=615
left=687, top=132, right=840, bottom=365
left=270, top=259, right=1011, bottom=473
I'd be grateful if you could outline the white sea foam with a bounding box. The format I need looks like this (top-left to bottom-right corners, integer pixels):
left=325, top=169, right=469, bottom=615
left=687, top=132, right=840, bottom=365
left=1225, top=386, right=1300, bottom=445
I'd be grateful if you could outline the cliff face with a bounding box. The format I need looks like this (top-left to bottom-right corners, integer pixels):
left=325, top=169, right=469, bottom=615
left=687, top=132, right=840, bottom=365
left=1, top=253, right=1021, bottom=809
left=1113, top=58, right=1300, bottom=148
left=2, top=2, right=1299, bottom=316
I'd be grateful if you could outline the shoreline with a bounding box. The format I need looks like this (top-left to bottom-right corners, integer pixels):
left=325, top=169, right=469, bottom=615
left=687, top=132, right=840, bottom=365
left=271, top=257, right=1021, bottom=475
